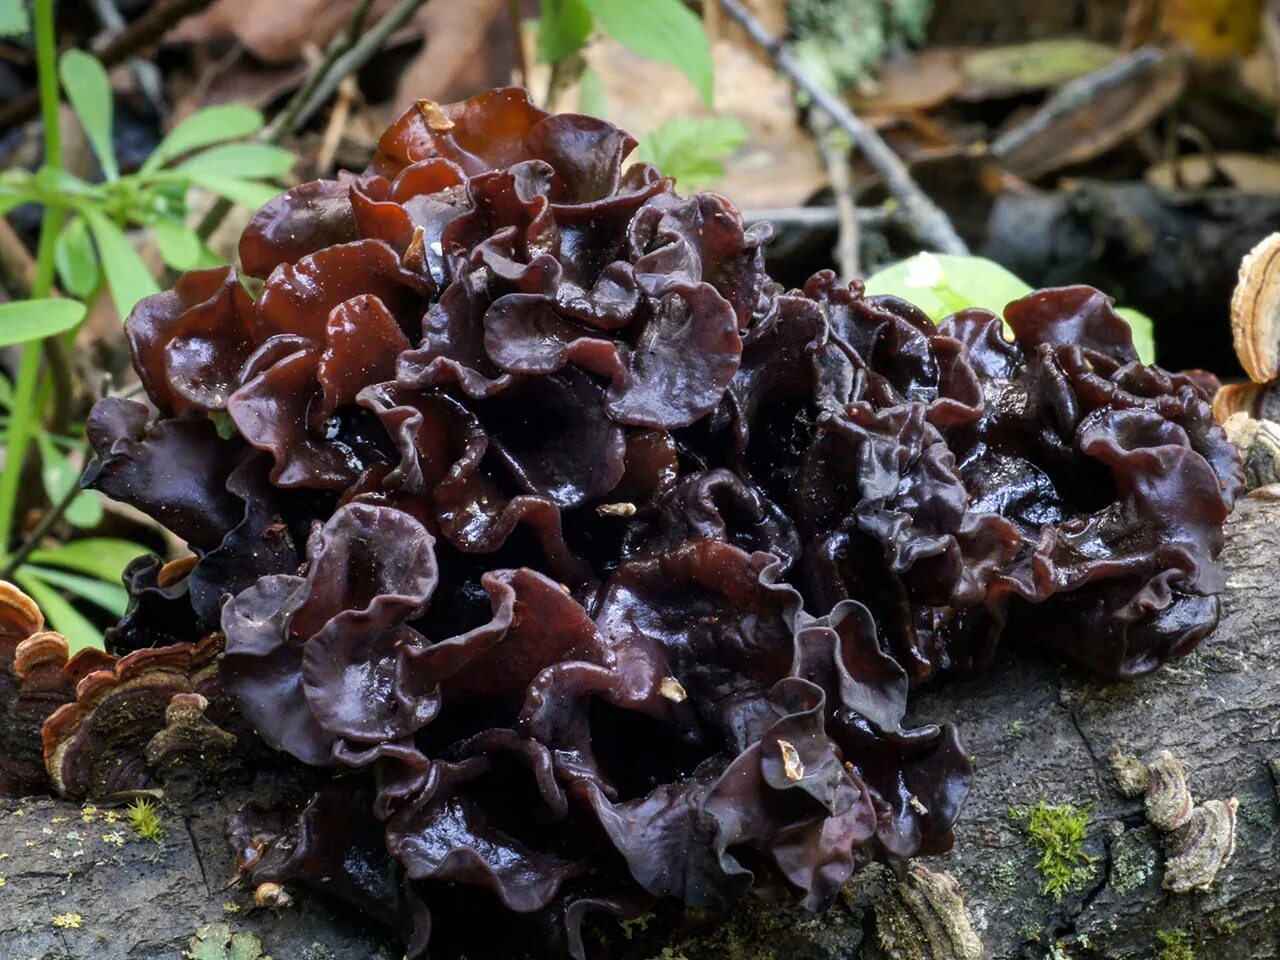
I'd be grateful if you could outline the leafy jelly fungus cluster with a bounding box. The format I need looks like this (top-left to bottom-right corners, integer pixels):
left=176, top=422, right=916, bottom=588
left=1, top=89, right=1242, bottom=958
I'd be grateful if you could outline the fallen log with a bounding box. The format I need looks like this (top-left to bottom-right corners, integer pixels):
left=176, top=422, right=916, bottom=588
left=3, top=496, right=1278, bottom=960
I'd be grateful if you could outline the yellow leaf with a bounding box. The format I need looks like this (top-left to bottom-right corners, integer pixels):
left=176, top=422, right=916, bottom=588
left=1161, top=0, right=1263, bottom=59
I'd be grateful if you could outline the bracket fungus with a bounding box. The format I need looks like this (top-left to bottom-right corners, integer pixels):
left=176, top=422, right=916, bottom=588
left=870, top=863, right=983, bottom=960
left=1108, top=748, right=1238, bottom=893
left=0, top=584, right=113, bottom=795
left=0, top=89, right=1243, bottom=959
left=1218, top=231, right=1280, bottom=490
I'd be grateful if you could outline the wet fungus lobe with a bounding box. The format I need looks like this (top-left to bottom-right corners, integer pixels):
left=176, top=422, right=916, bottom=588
left=33, top=88, right=1238, bottom=957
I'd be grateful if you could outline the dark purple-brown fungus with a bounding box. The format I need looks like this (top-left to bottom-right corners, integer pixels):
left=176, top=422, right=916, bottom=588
left=47, top=88, right=1239, bottom=958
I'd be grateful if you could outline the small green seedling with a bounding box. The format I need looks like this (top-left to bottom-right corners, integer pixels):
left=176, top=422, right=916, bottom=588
left=126, top=798, right=164, bottom=843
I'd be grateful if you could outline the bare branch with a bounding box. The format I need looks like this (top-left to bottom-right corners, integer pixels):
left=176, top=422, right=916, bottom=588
left=716, top=0, right=969, bottom=256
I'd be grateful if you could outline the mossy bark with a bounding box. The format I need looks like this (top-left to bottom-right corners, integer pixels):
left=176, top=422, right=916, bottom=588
left=3, top=498, right=1279, bottom=960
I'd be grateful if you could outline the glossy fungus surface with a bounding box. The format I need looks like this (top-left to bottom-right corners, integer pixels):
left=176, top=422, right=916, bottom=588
left=35, top=88, right=1240, bottom=958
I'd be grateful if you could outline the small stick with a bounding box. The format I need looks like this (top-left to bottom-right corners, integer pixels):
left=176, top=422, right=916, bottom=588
left=0, top=217, right=38, bottom=296
left=507, top=0, right=531, bottom=91
left=716, top=0, right=968, bottom=255
left=1264, top=0, right=1280, bottom=109
left=810, top=112, right=860, bottom=281
left=0, top=0, right=218, bottom=131
left=283, top=0, right=431, bottom=134
left=741, top=205, right=895, bottom=228
left=703, top=0, right=722, bottom=41
left=88, top=0, right=167, bottom=115
left=316, top=76, right=359, bottom=174
left=0, top=474, right=84, bottom=580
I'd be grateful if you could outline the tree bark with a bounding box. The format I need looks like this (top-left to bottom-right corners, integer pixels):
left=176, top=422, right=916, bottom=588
left=3, top=497, right=1279, bottom=960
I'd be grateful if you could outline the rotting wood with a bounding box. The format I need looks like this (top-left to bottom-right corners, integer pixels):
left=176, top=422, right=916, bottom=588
left=3, top=497, right=1279, bottom=959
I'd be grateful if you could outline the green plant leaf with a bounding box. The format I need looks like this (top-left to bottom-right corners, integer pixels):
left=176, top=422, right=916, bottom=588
left=21, top=566, right=127, bottom=615
left=1118, top=306, right=1156, bottom=364
left=636, top=116, right=747, bottom=187
left=863, top=253, right=1158, bottom=361
left=13, top=570, right=101, bottom=651
left=172, top=172, right=284, bottom=210
left=0, top=299, right=86, bottom=348
left=54, top=216, right=100, bottom=298
left=863, top=253, right=1034, bottom=322
left=581, top=0, right=713, bottom=105
left=141, top=104, right=265, bottom=174
left=176, top=142, right=295, bottom=179
left=27, top=537, right=147, bottom=584
left=0, top=194, right=28, bottom=218
left=58, top=50, right=119, bottom=181
left=0, top=0, right=29, bottom=37
left=538, top=0, right=594, bottom=64
left=193, top=242, right=225, bottom=269
left=83, top=210, right=159, bottom=319
left=35, top=434, right=103, bottom=529
left=32, top=166, right=100, bottom=201
left=578, top=64, right=606, bottom=117
left=151, top=219, right=203, bottom=271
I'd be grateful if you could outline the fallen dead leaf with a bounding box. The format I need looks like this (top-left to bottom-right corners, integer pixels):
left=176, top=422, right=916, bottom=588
left=993, top=49, right=1188, bottom=181
left=393, top=0, right=517, bottom=110
left=1146, top=153, right=1280, bottom=193
left=169, top=51, right=310, bottom=126
left=852, top=48, right=965, bottom=115
left=570, top=37, right=826, bottom=209
left=173, top=0, right=399, bottom=64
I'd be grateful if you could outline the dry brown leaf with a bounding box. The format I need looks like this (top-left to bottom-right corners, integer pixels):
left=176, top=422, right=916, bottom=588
left=993, top=50, right=1187, bottom=181
left=392, top=0, right=516, bottom=110
left=1146, top=153, right=1280, bottom=193
left=173, top=0, right=400, bottom=63
left=170, top=52, right=310, bottom=126
left=1230, top=232, right=1280, bottom=384
left=573, top=38, right=826, bottom=209
left=706, top=0, right=786, bottom=63
left=852, top=49, right=965, bottom=114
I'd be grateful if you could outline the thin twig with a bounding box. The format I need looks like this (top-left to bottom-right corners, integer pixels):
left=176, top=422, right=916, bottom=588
left=262, top=0, right=379, bottom=143
left=281, top=0, right=431, bottom=135
left=741, top=205, right=895, bottom=228
left=111, top=379, right=148, bottom=400
left=0, top=217, right=37, bottom=296
left=316, top=76, right=359, bottom=174
left=1266, top=0, right=1280, bottom=109
left=717, top=0, right=968, bottom=256
left=0, top=475, right=83, bottom=580
left=703, top=0, right=722, bottom=41
left=88, top=0, right=167, bottom=115
left=507, top=0, right=531, bottom=91
left=0, top=0, right=218, bottom=131
left=198, top=0, right=431, bottom=242
left=544, top=57, right=574, bottom=112
left=810, top=112, right=859, bottom=281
